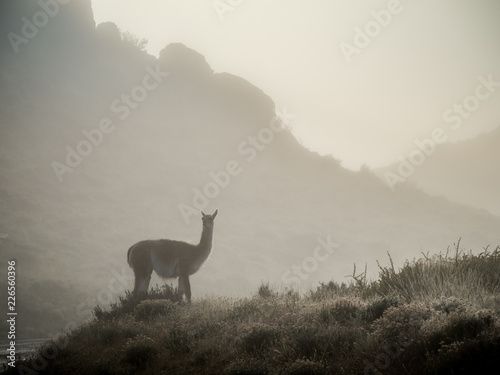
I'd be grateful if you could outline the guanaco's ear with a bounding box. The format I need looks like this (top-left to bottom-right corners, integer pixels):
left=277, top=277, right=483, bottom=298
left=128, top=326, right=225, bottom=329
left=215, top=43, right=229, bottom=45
left=201, top=211, right=206, bottom=217
left=212, top=209, right=218, bottom=218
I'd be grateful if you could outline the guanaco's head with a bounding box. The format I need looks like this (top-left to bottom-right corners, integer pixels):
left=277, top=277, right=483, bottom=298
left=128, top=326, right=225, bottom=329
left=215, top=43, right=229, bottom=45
left=201, top=209, right=218, bottom=228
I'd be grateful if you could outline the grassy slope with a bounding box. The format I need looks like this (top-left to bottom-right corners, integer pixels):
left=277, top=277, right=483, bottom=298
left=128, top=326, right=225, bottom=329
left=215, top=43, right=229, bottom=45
left=4, top=244, right=500, bottom=375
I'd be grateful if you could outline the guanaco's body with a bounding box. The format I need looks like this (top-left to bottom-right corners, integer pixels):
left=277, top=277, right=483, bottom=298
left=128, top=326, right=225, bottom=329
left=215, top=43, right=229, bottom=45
left=127, top=210, right=217, bottom=303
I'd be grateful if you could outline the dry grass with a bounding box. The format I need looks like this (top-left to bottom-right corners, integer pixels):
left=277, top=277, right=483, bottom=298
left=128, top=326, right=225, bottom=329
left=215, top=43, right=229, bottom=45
left=3, top=244, right=500, bottom=375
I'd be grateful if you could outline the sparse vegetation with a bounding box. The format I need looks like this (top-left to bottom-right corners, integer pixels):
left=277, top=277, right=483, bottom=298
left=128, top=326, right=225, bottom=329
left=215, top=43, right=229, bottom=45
left=121, top=31, right=148, bottom=51
left=3, top=245, right=500, bottom=375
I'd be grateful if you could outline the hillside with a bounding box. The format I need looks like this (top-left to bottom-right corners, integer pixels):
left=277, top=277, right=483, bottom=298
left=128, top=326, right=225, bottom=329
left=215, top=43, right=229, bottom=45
left=3, top=246, right=500, bottom=374
left=375, top=127, right=500, bottom=217
left=1, top=0, right=500, bottom=341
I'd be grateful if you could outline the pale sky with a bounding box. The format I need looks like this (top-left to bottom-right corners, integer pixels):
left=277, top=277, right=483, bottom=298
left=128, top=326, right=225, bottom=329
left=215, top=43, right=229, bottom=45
left=91, top=0, right=500, bottom=170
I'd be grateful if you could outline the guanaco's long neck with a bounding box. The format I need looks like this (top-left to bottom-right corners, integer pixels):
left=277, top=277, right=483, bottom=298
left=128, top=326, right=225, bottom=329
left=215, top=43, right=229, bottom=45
left=197, top=225, right=213, bottom=255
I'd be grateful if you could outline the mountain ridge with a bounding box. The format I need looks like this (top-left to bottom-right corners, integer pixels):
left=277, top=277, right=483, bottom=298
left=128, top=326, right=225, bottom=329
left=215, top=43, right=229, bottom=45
left=374, top=125, right=500, bottom=216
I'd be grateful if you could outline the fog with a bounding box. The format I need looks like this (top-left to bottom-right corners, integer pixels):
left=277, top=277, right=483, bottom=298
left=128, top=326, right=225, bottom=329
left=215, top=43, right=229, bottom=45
left=0, top=0, right=499, bottom=339
left=92, top=0, right=500, bottom=170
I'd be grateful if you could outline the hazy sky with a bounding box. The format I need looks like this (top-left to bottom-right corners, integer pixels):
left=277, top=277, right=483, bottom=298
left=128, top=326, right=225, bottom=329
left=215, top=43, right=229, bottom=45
left=91, top=0, right=500, bottom=170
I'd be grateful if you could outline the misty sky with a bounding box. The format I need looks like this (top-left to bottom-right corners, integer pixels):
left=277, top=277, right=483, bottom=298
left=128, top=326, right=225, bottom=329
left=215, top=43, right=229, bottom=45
left=91, top=0, right=500, bottom=170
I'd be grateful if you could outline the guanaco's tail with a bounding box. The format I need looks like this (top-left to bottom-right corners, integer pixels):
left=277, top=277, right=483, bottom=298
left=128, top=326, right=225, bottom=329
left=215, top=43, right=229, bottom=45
left=127, top=244, right=135, bottom=267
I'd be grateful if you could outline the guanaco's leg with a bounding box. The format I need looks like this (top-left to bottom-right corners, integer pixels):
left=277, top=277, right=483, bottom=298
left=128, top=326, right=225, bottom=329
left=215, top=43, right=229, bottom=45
left=178, top=274, right=191, bottom=304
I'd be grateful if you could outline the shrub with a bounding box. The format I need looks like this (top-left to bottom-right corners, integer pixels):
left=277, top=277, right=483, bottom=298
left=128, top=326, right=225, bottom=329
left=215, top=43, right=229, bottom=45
left=94, top=290, right=137, bottom=321
left=290, top=324, right=321, bottom=360
left=309, top=280, right=353, bottom=301
left=430, top=336, right=500, bottom=375
left=371, top=302, right=432, bottom=343
left=318, top=298, right=365, bottom=324
left=123, top=343, right=157, bottom=369
left=290, top=323, right=362, bottom=363
left=121, top=31, right=148, bottom=52
left=287, top=359, right=327, bottom=375
left=424, top=309, right=495, bottom=354
left=93, top=284, right=179, bottom=321
left=96, top=323, right=137, bottom=346
left=432, top=296, right=467, bottom=315
left=421, top=310, right=499, bottom=374
left=225, top=362, right=269, bottom=375
left=240, top=324, right=280, bottom=355
left=192, top=346, right=220, bottom=367
left=375, top=245, right=500, bottom=305
left=229, top=298, right=272, bottom=322
left=134, top=299, right=177, bottom=321
left=147, top=283, right=180, bottom=301
left=364, top=295, right=400, bottom=322
left=162, top=328, right=191, bottom=355
left=256, top=282, right=277, bottom=299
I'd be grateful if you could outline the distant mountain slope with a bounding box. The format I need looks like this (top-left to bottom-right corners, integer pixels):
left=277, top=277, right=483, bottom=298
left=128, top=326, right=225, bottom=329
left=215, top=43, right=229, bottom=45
left=1, top=0, right=499, bottom=339
left=375, top=127, right=500, bottom=217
